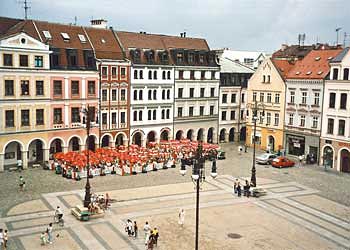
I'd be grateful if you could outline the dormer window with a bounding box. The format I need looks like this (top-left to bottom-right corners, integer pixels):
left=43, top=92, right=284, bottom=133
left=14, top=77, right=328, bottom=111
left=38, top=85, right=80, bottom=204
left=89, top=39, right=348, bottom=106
left=78, top=34, right=87, bottom=43
left=177, top=52, right=183, bottom=63
left=61, top=32, right=70, bottom=41
left=199, top=54, right=204, bottom=64
left=188, top=53, right=194, bottom=63
left=43, top=31, right=52, bottom=40
left=130, top=49, right=141, bottom=63
left=146, top=50, right=155, bottom=64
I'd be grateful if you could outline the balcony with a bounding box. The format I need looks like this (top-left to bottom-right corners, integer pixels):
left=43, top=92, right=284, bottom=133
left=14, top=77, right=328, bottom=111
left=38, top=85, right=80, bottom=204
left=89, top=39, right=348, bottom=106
left=120, top=123, right=127, bottom=128
left=53, top=123, right=64, bottom=129
left=71, top=123, right=81, bottom=128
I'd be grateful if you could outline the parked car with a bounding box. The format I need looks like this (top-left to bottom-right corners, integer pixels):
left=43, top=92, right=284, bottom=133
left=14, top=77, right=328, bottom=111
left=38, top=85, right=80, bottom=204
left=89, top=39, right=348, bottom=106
left=256, top=153, right=277, bottom=164
left=271, top=157, right=295, bottom=168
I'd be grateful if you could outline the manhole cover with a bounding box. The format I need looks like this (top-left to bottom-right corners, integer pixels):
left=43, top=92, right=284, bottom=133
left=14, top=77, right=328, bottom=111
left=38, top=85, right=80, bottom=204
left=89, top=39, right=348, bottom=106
left=227, top=233, right=242, bottom=239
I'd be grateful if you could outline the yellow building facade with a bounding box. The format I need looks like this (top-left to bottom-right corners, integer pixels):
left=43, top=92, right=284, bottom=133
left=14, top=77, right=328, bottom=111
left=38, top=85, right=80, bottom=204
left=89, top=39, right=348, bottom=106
left=246, top=58, right=289, bottom=152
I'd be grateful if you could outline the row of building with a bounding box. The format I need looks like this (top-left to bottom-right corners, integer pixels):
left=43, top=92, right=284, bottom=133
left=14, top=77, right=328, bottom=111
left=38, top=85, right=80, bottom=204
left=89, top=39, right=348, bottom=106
left=245, top=44, right=350, bottom=173
left=0, top=16, right=260, bottom=171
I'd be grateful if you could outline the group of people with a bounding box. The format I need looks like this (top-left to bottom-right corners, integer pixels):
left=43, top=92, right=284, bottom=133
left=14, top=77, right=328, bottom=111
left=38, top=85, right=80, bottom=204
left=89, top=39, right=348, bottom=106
left=88, top=193, right=110, bottom=213
left=124, top=220, right=159, bottom=249
left=0, top=228, right=9, bottom=249
left=233, top=179, right=253, bottom=197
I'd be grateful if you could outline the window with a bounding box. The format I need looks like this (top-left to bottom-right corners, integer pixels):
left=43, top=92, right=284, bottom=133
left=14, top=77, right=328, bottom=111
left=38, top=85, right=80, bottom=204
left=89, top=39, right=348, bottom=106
left=263, top=75, right=266, bottom=83
left=67, top=50, right=77, bottom=67
left=266, top=112, right=271, bottom=125
left=161, top=110, right=165, bottom=119
left=111, top=67, right=117, bottom=78
left=3, top=54, right=13, bottom=66
left=71, top=81, right=79, bottom=96
left=121, top=67, right=126, bottom=78
left=267, top=93, right=272, bottom=103
left=112, top=113, right=117, bottom=124
left=221, top=111, right=227, bottom=121
left=267, top=75, right=271, bottom=83
left=222, top=94, right=227, bottom=103
left=35, top=56, right=43, bottom=67
left=344, top=68, right=349, bottom=80
left=300, top=115, right=305, bottom=127
left=241, top=93, right=245, bottom=103
left=231, top=94, right=236, bottom=103
left=88, top=81, right=95, bottom=95
left=312, top=116, right=318, bottom=128
left=333, top=68, right=339, bottom=80
left=61, top=32, right=70, bottom=40
left=329, top=93, right=336, bottom=108
left=140, top=70, right=143, bottom=79
left=166, top=109, right=170, bottom=119
left=200, top=88, right=205, bottom=98
left=21, top=109, right=30, bottom=126
left=134, top=70, right=138, bottom=79
left=36, top=81, right=44, bottom=95
left=102, top=67, right=108, bottom=77
left=78, top=34, right=86, bottom=43
left=178, top=88, right=183, bottom=98
left=71, top=108, right=80, bottom=123
left=313, top=92, right=320, bottom=106
left=152, top=110, right=156, bottom=120
left=133, top=90, right=138, bottom=100
left=177, top=107, right=183, bottom=117
left=189, top=107, right=194, bottom=117
left=153, top=90, right=157, bottom=100
left=162, top=71, right=166, bottom=80
left=327, top=119, right=334, bottom=134
left=139, top=90, right=143, bottom=100
left=302, top=92, right=307, bottom=104
left=253, top=92, right=257, bottom=101
left=260, top=93, right=264, bottom=102
left=5, top=110, right=14, bottom=127
left=210, top=105, right=214, bottom=115
left=162, top=90, right=166, bottom=100
left=338, top=120, right=345, bottom=136
left=241, top=110, right=244, bottom=119
left=148, top=90, right=152, bottom=100
left=274, top=113, right=279, bottom=126
left=179, top=70, right=184, bottom=79
left=190, top=70, right=195, bottom=80
left=288, top=113, right=293, bottom=125
left=120, top=112, right=126, bottom=123
left=210, top=88, right=215, bottom=97
left=102, top=89, right=108, bottom=101
left=275, top=93, right=280, bottom=104
left=5, top=80, right=14, bottom=96
left=139, top=110, right=143, bottom=121
left=148, top=70, right=152, bottom=80
left=200, top=106, right=204, bottom=116
left=201, top=71, right=205, bottom=79
left=177, top=53, right=183, bottom=63
left=120, top=89, right=126, bottom=101
left=230, top=110, right=236, bottom=120
left=290, top=91, right=295, bottom=104
left=133, top=111, right=137, bottom=121
left=199, top=54, right=204, bottom=63
left=36, top=109, right=44, bottom=125
left=211, top=71, right=216, bottom=80
left=167, top=71, right=171, bottom=80
left=259, top=112, right=264, bottom=124
left=19, top=55, right=28, bottom=67
left=112, top=89, right=117, bottom=101
left=53, top=81, right=62, bottom=96
left=188, top=53, right=194, bottom=63
left=340, top=93, right=347, bottom=109
left=153, top=71, right=157, bottom=79
left=148, top=110, right=152, bottom=120
left=21, top=80, right=29, bottom=95
left=189, top=88, right=194, bottom=98
left=167, top=89, right=170, bottom=99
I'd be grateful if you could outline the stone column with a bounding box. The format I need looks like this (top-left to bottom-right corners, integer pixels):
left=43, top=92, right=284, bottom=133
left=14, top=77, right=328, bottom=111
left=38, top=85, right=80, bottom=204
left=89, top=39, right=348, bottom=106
left=0, top=154, right=4, bottom=172
left=62, top=147, right=68, bottom=153
left=212, top=132, right=217, bottom=144
left=141, top=138, right=146, bottom=147
left=123, top=138, right=129, bottom=146
left=21, top=151, right=28, bottom=169
left=43, top=148, right=50, bottom=162
left=225, top=132, right=229, bottom=143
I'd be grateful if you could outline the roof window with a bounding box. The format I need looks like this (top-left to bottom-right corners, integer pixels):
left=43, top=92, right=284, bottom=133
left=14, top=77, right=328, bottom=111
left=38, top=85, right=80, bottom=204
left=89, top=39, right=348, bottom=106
left=328, top=56, right=333, bottom=60
left=101, top=38, right=106, bottom=44
left=78, top=34, right=86, bottom=43
left=317, top=71, right=323, bottom=75
left=315, top=57, right=321, bottom=61
left=43, top=30, right=52, bottom=40
left=295, top=71, right=300, bottom=75
left=61, top=32, right=70, bottom=41
left=306, top=71, right=312, bottom=75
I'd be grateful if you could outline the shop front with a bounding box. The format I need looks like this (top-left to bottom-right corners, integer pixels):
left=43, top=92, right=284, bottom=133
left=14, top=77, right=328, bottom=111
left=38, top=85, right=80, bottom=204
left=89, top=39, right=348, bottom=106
left=286, top=134, right=305, bottom=156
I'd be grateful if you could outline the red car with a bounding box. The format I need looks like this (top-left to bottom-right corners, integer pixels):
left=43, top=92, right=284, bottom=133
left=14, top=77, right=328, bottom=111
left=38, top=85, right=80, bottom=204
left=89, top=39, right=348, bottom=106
left=271, top=157, right=295, bottom=168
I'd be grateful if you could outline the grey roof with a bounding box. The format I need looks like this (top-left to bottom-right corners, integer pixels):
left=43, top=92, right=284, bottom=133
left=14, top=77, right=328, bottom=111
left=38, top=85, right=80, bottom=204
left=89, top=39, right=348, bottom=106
left=219, top=57, right=255, bottom=73
left=331, top=47, right=350, bottom=63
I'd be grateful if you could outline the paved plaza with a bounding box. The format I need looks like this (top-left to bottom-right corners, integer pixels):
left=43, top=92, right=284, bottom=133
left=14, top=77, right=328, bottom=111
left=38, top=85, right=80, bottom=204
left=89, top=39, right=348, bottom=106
left=0, top=143, right=349, bottom=250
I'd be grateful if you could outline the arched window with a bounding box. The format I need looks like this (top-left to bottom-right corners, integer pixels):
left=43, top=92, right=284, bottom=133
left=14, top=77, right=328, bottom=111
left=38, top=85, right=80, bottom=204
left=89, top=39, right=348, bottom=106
left=138, top=110, right=143, bottom=121
left=148, top=110, right=152, bottom=120
left=162, top=89, right=166, bottom=99
left=133, top=90, right=138, bottom=100
left=153, top=71, right=157, bottom=79
left=134, top=70, right=138, bottom=79
left=167, top=71, right=171, bottom=79
left=166, top=109, right=170, bottom=119
left=148, top=70, right=152, bottom=80
left=153, top=110, right=157, bottom=120
left=140, top=70, right=143, bottom=79
left=167, top=89, right=170, bottom=99
left=153, top=89, right=157, bottom=100
left=162, top=71, right=166, bottom=80
left=161, top=110, right=165, bottom=119
left=148, top=90, right=152, bottom=100
left=139, top=90, right=143, bottom=100
left=133, top=111, right=137, bottom=121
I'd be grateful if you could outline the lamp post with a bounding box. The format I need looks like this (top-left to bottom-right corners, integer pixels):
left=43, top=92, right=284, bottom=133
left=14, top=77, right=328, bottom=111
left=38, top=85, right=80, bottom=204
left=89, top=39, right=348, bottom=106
left=247, top=101, right=265, bottom=187
left=82, top=105, right=92, bottom=208
left=180, top=141, right=217, bottom=250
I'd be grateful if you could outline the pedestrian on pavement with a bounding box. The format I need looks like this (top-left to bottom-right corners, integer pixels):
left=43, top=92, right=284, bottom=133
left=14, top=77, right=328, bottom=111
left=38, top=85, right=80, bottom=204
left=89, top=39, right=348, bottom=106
left=238, top=146, right=242, bottom=155
left=298, top=154, right=304, bottom=167
left=3, top=229, right=8, bottom=249
left=147, top=234, right=154, bottom=250
left=0, top=228, right=4, bottom=249
left=17, top=159, right=23, bottom=171
left=244, top=144, right=248, bottom=153
left=40, top=232, right=47, bottom=245
left=237, top=182, right=242, bottom=197
left=233, top=178, right=239, bottom=194
left=143, top=221, right=151, bottom=245
left=105, top=193, right=110, bottom=210
left=133, top=221, right=138, bottom=238
left=126, top=219, right=133, bottom=237
left=178, top=209, right=185, bottom=227
left=152, top=227, right=159, bottom=246
left=19, top=176, right=25, bottom=191
left=244, top=180, right=251, bottom=197
left=47, top=223, right=53, bottom=244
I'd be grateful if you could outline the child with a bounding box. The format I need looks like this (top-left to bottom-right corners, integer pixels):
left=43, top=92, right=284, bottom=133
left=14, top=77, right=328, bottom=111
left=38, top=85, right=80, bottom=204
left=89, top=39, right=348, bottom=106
left=40, top=232, right=47, bottom=245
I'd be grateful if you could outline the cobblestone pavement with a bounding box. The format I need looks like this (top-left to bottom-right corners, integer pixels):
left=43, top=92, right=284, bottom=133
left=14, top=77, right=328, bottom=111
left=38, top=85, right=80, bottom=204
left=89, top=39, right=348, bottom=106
left=1, top=143, right=349, bottom=218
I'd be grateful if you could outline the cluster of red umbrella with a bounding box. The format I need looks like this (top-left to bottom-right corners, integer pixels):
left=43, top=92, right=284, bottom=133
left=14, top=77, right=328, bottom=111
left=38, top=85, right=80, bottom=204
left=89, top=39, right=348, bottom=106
left=54, top=140, right=219, bottom=170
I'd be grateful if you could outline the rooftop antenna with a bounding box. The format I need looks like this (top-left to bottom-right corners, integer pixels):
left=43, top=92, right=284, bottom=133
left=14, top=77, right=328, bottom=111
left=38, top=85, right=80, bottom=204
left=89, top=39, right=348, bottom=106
left=343, top=32, right=349, bottom=47
left=20, top=0, right=30, bottom=20
left=74, top=16, right=77, bottom=25
left=336, top=27, right=342, bottom=45
left=298, top=33, right=306, bottom=47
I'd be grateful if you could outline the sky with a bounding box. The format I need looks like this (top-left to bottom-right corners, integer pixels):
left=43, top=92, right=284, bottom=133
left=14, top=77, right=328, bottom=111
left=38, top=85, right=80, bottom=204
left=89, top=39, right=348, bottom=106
left=0, top=0, right=349, bottom=53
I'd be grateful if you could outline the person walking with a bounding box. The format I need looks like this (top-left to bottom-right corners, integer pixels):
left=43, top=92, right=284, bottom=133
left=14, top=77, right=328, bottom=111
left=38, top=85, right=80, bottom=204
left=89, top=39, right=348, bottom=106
left=233, top=178, right=239, bottom=194
left=298, top=154, right=304, bottom=167
left=244, top=144, right=248, bottom=153
left=152, top=227, right=159, bottom=246
left=178, top=209, right=185, bottom=227
left=143, top=221, right=151, bottom=245
left=47, top=223, right=53, bottom=244
left=126, top=219, right=133, bottom=237
left=3, top=229, right=8, bottom=249
left=0, top=229, right=4, bottom=249
left=244, top=180, right=251, bottom=198
left=40, top=231, right=47, bottom=245
left=19, top=176, right=25, bottom=191
left=237, top=182, right=242, bottom=197
left=133, top=221, right=138, bottom=238
left=17, top=159, right=23, bottom=171
left=238, top=146, right=242, bottom=155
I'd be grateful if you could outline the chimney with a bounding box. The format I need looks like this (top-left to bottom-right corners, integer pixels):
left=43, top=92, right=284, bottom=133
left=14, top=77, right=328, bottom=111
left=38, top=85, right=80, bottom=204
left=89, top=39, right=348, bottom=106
left=90, top=19, right=108, bottom=29
left=183, top=32, right=186, bottom=37
left=180, top=33, right=183, bottom=37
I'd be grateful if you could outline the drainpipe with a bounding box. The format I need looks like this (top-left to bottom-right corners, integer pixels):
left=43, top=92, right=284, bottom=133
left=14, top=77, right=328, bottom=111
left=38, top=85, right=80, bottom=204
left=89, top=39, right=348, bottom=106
left=96, top=59, right=102, bottom=148
left=237, top=85, right=242, bottom=143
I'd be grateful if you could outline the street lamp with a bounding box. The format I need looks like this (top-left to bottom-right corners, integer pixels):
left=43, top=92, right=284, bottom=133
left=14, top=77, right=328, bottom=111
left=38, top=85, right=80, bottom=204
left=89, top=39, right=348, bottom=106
left=247, top=101, right=265, bottom=187
left=179, top=141, right=217, bottom=250
left=81, top=105, right=92, bottom=208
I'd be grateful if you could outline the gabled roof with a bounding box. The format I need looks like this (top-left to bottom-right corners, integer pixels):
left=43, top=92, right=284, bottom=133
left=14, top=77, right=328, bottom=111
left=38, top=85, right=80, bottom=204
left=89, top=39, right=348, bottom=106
left=331, top=47, right=350, bottom=63
left=272, top=59, right=296, bottom=79
left=286, top=49, right=342, bottom=79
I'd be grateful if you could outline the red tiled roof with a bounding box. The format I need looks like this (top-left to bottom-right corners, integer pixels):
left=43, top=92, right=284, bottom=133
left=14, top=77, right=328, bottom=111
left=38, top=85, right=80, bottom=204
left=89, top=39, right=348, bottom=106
left=0, top=16, right=23, bottom=36
left=287, top=49, right=343, bottom=79
left=272, top=59, right=296, bottom=79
